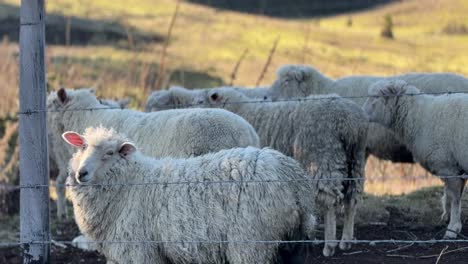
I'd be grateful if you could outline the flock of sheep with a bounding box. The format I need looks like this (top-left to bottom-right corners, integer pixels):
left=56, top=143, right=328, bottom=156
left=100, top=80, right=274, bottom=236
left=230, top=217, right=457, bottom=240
left=47, top=64, right=468, bottom=263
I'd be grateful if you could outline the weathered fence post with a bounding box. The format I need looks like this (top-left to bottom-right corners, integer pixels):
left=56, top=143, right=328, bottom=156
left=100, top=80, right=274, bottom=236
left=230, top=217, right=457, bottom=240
left=19, top=0, right=50, bottom=263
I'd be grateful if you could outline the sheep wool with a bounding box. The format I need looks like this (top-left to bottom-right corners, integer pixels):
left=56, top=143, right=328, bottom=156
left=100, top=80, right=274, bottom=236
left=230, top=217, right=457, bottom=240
left=48, top=88, right=260, bottom=221
left=48, top=92, right=130, bottom=220
left=66, top=127, right=316, bottom=264
left=270, top=65, right=468, bottom=163
left=145, top=85, right=271, bottom=112
left=148, top=86, right=368, bottom=257
left=363, top=79, right=468, bottom=239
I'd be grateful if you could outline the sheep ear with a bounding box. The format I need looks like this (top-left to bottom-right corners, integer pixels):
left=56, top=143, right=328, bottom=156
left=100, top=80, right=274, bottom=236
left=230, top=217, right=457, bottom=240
left=57, top=87, right=68, bottom=104
left=62, top=131, right=85, bottom=148
left=119, top=142, right=136, bottom=158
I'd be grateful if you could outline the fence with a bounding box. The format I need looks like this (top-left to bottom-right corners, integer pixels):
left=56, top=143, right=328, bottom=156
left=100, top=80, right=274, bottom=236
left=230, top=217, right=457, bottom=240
left=5, top=92, right=468, bottom=252
left=6, top=0, right=468, bottom=262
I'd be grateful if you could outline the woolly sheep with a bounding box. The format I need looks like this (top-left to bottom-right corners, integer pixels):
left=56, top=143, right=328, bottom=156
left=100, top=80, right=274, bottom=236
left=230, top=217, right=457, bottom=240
left=145, top=86, right=270, bottom=112
left=48, top=88, right=260, bottom=221
left=148, top=86, right=369, bottom=257
left=98, top=98, right=130, bottom=109
left=63, top=127, right=316, bottom=264
left=363, top=80, right=468, bottom=239
left=270, top=65, right=468, bottom=163
left=48, top=90, right=130, bottom=219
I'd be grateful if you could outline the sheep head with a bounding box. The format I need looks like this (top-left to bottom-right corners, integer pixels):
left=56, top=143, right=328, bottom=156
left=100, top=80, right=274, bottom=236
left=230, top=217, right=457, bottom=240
left=363, top=79, right=420, bottom=127
left=63, top=127, right=136, bottom=184
left=47, top=87, right=101, bottom=112
left=205, top=87, right=248, bottom=112
left=145, top=86, right=202, bottom=112
left=270, top=65, right=323, bottom=100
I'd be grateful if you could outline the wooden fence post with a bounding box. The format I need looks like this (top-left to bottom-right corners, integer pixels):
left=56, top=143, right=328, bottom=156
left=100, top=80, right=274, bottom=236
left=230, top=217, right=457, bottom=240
left=19, top=0, right=50, bottom=263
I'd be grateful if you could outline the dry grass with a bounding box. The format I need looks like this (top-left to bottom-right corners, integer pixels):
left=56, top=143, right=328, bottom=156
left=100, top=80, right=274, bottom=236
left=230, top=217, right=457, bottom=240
left=0, top=0, right=467, bottom=196
left=0, top=39, right=18, bottom=114
left=365, top=156, right=441, bottom=195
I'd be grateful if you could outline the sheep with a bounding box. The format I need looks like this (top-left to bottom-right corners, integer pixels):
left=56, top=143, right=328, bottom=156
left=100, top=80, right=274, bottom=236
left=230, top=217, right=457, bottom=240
left=270, top=65, right=468, bottom=163
left=48, top=88, right=260, bottom=221
left=147, top=86, right=369, bottom=257
left=63, top=127, right=317, bottom=264
left=363, top=79, right=468, bottom=239
left=145, top=86, right=270, bottom=112
left=49, top=90, right=130, bottom=220
left=98, top=98, right=130, bottom=109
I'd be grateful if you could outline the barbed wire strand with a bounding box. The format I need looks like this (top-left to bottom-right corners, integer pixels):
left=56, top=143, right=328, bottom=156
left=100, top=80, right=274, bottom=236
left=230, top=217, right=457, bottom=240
left=2, top=238, right=468, bottom=248
left=16, top=90, right=468, bottom=115
left=10, top=174, right=468, bottom=189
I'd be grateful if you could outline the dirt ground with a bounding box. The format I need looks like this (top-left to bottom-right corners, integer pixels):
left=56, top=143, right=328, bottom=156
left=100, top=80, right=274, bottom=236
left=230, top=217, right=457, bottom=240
left=1, top=224, right=468, bottom=264
left=2, top=187, right=468, bottom=263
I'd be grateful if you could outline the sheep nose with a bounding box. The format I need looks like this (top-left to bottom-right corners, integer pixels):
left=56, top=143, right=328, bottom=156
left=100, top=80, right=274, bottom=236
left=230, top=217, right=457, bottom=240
left=78, top=169, right=88, bottom=180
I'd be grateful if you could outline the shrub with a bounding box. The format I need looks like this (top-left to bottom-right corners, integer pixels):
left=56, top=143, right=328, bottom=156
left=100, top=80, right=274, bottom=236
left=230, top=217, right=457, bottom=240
left=442, top=22, right=468, bottom=35
left=381, top=14, right=394, bottom=39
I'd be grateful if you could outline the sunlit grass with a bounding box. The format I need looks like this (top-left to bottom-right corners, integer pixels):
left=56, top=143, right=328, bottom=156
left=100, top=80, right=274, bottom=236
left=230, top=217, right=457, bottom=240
left=1, top=0, right=467, bottom=195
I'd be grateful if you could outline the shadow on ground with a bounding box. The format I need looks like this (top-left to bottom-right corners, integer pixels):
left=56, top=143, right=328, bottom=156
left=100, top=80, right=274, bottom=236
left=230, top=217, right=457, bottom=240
left=187, top=0, right=398, bottom=18
left=0, top=3, right=162, bottom=47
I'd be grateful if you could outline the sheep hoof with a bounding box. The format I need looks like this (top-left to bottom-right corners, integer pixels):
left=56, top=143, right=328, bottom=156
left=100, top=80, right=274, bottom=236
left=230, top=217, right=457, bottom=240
left=72, top=235, right=95, bottom=251
left=444, top=230, right=458, bottom=239
left=323, top=244, right=336, bottom=257
left=443, top=231, right=458, bottom=239
left=339, top=241, right=352, bottom=251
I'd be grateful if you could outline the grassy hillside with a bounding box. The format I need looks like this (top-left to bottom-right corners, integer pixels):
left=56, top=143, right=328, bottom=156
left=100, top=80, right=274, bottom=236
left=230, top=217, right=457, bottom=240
left=1, top=0, right=467, bottom=102
left=0, top=0, right=467, bottom=194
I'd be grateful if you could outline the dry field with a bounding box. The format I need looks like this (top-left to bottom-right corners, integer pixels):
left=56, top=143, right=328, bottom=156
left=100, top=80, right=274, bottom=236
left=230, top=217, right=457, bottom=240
left=0, top=0, right=467, bottom=262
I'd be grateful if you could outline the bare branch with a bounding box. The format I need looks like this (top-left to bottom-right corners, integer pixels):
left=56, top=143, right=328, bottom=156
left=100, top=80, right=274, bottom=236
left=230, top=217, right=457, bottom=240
left=154, top=0, right=181, bottom=92
left=256, top=37, right=280, bottom=86
left=229, top=48, right=249, bottom=86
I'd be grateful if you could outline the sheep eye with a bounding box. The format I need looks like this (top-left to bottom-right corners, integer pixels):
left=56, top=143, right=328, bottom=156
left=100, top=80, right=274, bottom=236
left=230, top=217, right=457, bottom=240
left=106, top=150, right=114, bottom=156
left=82, top=144, right=88, bottom=150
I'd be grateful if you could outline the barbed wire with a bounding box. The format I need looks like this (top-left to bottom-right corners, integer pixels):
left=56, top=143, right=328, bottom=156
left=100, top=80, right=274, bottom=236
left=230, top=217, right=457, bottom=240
left=2, top=238, right=468, bottom=248
left=15, top=90, right=468, bottom=115
left=9, top=174, right=468, bottom=189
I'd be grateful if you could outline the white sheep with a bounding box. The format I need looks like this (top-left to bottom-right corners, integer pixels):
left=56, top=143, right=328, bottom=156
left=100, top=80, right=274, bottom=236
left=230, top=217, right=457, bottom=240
left=363, top=80, right=468, bottom=239
left=270, top=65, right=468, bottom=163
left=145, top=86, right=270, bottom=112
left=49, top=89, right=130, bottom=220
left=63, top=127, right=317, bottom=264
left=97, top=98, right=130, bottom=109
left=48, top=87, right=260, bottom=222
left=147, top=86, right=369, bottom=257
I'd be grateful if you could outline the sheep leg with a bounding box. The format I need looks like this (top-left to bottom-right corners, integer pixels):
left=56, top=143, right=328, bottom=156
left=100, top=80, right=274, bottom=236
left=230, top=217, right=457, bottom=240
left=339, top=199, right=356, bottom=251
left=56, top=169, right=68, bottom=220
left=443, top=178, right=466, bottom=239
left=323, top=208, right=337, bottom=257
left=440, top=185, right=451, bottom=222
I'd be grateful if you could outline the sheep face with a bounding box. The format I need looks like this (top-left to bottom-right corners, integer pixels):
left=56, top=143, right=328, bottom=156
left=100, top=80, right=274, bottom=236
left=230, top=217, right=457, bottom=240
left=146, top=86, right=204, bottom=112
left=203, top=88, right=247, bottom=112
left=47, top=87, right=101, bottom=112
left=364, top=80, right=420, bottom=126
left=270, top=65, right=319, bottom=100
left=62, top=128, right=136, bottom=184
